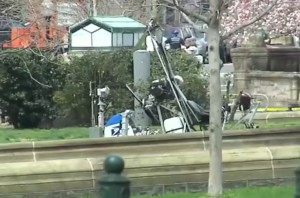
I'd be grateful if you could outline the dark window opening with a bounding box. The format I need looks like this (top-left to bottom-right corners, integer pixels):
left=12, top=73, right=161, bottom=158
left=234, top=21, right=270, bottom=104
left=0, top=31, right=10, bottom=43
left=44, top=16, right=53, bottom=40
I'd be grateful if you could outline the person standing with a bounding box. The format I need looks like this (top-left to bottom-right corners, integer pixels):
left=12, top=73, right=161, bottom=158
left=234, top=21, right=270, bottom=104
left=165, top=29, right=184, bottom=50
left=146, top=32, right=157, bottom=52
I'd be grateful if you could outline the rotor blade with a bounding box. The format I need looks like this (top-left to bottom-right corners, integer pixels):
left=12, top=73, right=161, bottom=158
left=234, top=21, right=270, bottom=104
left=150, top=36, right=192, bottom=131
left=125, top=84, right=143, bottom=105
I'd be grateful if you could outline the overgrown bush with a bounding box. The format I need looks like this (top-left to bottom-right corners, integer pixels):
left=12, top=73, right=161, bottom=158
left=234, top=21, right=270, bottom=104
left=0, top=50, right=66, bottom=128
left=54, top=50, right=134, bottom=125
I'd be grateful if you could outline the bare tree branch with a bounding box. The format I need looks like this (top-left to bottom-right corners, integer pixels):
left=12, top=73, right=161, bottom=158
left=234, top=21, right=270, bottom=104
left=0, top=0, right=24, bottom=21
left=147, top=1, right=207, bottom=33
left=0, top=49, right=24, bottom=56
left=186, top=0, right=201, bottom=8
left=16, top=53, right=53, bottom=88
left=223, top=0, right=235, bottom=8
left=222, top=0, right=279, bottom=40
left=162, top=0, right=210, bottom=24
left=181, top=12, right=208, bottom=33
left=0, top=49, right=53, bottom=88
left=1, top=5, right=18, bottom=15
left=220, top=0, right=234, bottom=16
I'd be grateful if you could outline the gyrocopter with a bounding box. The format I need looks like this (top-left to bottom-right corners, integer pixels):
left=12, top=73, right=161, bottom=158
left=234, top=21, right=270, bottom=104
left=103, top=19, right=267, bottom=137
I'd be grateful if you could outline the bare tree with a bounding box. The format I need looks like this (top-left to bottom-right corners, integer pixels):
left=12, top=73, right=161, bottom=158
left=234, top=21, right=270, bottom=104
left=0, top=0, right=26, bottom=58
left=0, top=0, right=25, bottom=21
left=0, top=0, right=72, bottom=86
left=73, top=0, right=160, bottom=23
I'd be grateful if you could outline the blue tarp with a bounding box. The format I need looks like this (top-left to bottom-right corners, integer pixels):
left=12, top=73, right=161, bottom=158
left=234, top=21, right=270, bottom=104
left=105, top=113, right=122, bottom=126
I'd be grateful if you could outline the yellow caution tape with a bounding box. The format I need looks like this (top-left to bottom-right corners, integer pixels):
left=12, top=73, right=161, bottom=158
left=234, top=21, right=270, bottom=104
left=257, top=107, right=300, bottom=112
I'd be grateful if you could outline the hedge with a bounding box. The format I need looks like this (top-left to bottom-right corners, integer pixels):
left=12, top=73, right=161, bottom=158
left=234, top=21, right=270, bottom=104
left=0, top=49, right=207, bottom=128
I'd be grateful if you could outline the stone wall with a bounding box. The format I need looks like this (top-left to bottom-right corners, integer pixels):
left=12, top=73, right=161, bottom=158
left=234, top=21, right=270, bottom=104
left=234, top=71, right=300, bottom=107
left=0, top=144, right=299, bottom=198
left=231, top=47, right=300, bottom=107
left=267, top=47, right=300, bottom=72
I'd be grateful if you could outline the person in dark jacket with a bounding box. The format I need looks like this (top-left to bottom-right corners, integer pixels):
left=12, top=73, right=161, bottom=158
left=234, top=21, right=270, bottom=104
left=165, top=29, right=184, bottom=50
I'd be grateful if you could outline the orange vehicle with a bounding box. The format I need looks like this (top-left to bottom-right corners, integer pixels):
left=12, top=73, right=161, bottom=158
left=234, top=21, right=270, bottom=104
left=1, top=17, right=68, bottom=50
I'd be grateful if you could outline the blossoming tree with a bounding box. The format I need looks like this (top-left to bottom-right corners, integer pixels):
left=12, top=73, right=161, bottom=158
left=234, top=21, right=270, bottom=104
left=163, top=0, right=300, bottom=196
left=222, top=0, right=300, bottom=44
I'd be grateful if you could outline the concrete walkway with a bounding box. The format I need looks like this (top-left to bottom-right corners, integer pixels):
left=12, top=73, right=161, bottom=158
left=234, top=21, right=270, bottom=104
left=234, top=111, right=300, bottom=120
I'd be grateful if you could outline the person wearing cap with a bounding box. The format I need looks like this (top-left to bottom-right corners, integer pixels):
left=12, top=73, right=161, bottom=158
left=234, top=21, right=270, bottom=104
left=165, top=29, right=184, bottom=50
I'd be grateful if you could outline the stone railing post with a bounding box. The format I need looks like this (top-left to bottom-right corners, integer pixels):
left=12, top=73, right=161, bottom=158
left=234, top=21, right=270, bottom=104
left=99, top=154, right=130, bottom=198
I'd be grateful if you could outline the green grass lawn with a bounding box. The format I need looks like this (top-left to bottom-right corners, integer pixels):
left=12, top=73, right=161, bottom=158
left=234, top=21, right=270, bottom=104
left=133, top=186, right=295, bottom=198
left=225, top=117, right=300, bottom=130
left=0, top=118, right=299, bottom=143
left=0, top=127, right=89, bottom=143
left=78, top=186, right=294, bottom=198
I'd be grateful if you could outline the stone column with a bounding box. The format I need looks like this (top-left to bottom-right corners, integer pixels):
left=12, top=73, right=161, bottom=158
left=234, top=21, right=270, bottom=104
left=231, top=47, right=268, bottom=93
left=133, top=50, right=152, bottom=127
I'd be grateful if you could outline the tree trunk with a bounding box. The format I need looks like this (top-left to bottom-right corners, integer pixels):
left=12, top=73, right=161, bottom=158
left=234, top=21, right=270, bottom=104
left=151, top=0, right=158, bottom=18
left=208, top=25, right=223, bottom=196
left=92, top=0, right=97, bottom=16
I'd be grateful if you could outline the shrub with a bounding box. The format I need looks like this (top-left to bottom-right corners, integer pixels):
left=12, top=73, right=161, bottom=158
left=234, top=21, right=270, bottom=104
left=54, top=50, right=134, bottom=125
left=54, top=49, right=208, bottom=126
left=0, top=48, right=207, bottom=128
left=0, top=49, right=66, bottom=128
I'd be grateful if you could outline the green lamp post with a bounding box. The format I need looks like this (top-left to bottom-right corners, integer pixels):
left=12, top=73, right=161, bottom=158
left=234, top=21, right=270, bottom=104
left=99, top=154, right=130, bottom=198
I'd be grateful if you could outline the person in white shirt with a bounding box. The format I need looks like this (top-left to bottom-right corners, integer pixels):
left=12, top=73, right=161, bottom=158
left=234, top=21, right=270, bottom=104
left=146, top=32, right=158, bottom=52
left=183, top=35, right=197, bottom=55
